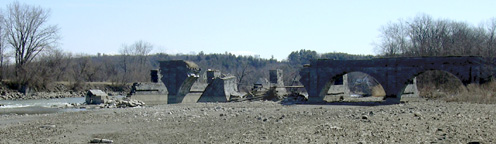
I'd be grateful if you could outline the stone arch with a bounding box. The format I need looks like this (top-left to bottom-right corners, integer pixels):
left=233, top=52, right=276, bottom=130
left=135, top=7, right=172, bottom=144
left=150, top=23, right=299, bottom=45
left=397, top=68, right=466, bottom=99
left=318, top=70, right=387, bottom=100
left=300, top=57, right=493, bottom=104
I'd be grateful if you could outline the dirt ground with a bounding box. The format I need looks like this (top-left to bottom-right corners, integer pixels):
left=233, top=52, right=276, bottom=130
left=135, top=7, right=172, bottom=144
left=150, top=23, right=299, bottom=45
left=0, top=100, right=495, bottom=143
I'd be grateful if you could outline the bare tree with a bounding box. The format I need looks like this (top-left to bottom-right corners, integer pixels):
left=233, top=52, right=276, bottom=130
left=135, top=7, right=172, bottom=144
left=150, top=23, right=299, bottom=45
left=377, top=14, right=496, bottom=58
left=375, top=21, right=410, bottom=57
left=0, top=14, right=6, bottom=80
left=3, top=2, right=59, bottom=78
left=120, top=40, right=153, bottom=64
left=134, top=40, right=153, bottom=65
left=485, top=18, right=496, bottom=57
left=119, top=40, right=154, bottom=83
left=235, top=61, right=253, bottom=91
left=22, top=49, right=71, bottom=91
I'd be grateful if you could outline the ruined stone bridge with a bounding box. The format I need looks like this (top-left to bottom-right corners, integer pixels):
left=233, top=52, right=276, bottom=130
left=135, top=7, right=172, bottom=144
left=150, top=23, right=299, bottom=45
left=299, top=56, right=496, bottom=103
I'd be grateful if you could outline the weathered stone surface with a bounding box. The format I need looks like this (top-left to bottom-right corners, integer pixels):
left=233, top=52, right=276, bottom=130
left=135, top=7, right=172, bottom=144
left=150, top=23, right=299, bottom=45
left=131, top=83, right=168, bottom=95
left=159, top=60, right=201, bottom=104
left=325, top=74, right=350, bottom=101
left=269, top=69, right=287, bottom=96
left=150, top=69, right=160, bottom=83
left=129, top=68, right=169, bottom=105
left=248, top=70, right=293, bottom=101
left=207, top=69, right=221, bottom=84
left=254, top=78, right=269, bottom=90
left=300, top=56, right=496, bottom=103
left=115, top=98, right=145, bottom=108
left=247, top=78, right=270, bottom=100
left=199, top=76, right=243, bottom=102
left=401, top=77, right=419, bottom=98
left=86, top=89, right=109, bottom=104
left=269, top=69, right=285, bottom=87
left=181, top=93, right=203, bottom=103
left=179, top=81, right=208, bottom=103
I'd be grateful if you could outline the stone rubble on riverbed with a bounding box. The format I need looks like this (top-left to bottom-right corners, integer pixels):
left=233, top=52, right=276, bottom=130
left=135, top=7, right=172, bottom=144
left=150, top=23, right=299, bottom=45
left=0, top=91, right=85, bottom=100
left=1, top=100, right=494, bottom=143
left=49, top=90, right=146, bottom=109
left=84, top=89, right=145, bottom=108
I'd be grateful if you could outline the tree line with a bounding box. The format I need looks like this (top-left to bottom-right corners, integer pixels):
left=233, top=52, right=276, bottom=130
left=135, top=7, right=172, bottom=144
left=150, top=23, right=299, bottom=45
left=375, top=14, right=496, bottom=93
left=0, top=46, right=372, bottom=93
left=0, top=2, right=59, bottom=92
left=2, top=2, right=489, bottom=95
left=0, top=0, right=373, bottom=93
left=375, top=14, right=496, bottom=58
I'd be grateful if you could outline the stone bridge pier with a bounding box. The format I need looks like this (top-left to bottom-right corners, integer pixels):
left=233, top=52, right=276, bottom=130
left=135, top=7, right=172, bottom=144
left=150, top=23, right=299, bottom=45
left=299, top=57, right=495, bottom=104
left=160, top=60, right=201, bottom=104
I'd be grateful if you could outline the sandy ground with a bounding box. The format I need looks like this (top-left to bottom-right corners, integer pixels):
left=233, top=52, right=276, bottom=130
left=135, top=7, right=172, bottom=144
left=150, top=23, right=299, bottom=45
left=0, top=100, right=495, bottom=143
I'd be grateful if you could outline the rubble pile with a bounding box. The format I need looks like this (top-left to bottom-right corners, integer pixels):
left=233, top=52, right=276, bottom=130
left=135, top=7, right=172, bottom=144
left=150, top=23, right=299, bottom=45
left=84, top=89, right=145, bottom=109
left=281, top=92, right=308, bottom=104
left=114, top=98, right=146, bottom=108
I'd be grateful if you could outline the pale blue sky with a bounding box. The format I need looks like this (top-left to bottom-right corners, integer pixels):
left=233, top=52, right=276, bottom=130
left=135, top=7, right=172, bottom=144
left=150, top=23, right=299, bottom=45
left=0, top=0, right=495, bottom=60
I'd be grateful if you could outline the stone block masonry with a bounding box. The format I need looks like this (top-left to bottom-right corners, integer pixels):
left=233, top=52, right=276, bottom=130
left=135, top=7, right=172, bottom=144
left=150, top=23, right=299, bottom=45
left=207, top=69, right=221, bottom=84
left=199, top=76, right=243, bottom=102
left=269, top=69, right=287, bottom=97
left=300, top=56, right=496, bottom=104
left=159, top=60, right=202, bottom=104
left=129, top=82, right=168, bottom=105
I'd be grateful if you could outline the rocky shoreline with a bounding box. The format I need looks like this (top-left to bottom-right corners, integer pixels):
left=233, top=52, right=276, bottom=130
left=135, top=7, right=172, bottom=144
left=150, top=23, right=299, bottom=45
left=0, top=82, right=130, bottom=101
left=0, top=91, right=128, bottom=101
left=0, top=91, right=85, bottom=100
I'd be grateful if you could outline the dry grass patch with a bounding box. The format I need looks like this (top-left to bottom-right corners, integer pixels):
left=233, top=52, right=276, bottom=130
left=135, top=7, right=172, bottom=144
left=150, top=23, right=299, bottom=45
left=420, top=81, right=496, bottom=104
left=444, top=82, right=496, bottom=104
left=371, top=85, right=385, bottom=97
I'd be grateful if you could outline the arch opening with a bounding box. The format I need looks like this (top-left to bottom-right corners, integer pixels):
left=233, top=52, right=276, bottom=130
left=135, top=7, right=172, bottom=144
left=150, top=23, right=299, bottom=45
left=403, top=70, right=465, bottom=100
left=323, top=71, right=386, bottom=102
left=401, top=70, right=496, bottom=104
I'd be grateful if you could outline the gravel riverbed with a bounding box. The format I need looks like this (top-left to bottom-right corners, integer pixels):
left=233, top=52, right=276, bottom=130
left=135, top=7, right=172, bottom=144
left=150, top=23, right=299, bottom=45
left=0, top=100, right=494, bottom=143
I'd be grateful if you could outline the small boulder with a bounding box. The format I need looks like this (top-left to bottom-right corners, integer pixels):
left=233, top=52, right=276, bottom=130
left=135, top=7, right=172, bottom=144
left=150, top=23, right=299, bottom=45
left=361, top=115, right=369, bottom=120
left=413, top=112, right=422, bottom=117
left=39, top=125, right=56, bottom=129
left=90, top=138, right=113, bottom=143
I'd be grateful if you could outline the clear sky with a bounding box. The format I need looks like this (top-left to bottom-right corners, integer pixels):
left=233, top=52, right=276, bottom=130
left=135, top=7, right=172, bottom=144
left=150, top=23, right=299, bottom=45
left=0, top=0, right=495, bottom=60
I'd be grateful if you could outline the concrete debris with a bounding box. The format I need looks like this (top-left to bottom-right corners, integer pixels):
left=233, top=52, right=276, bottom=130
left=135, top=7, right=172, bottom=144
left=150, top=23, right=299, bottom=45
left=159, top=60, right=202, bottom=104
left=253, top=78, right=269, bottom=90
left=259, top=69, right=288, bottom=101
left=206, top=69, right=221, bottom=84
left=281, top=92, right=308, bottom=104
left=131, top=62, right=301, bottom=104
left=86, top=90, right=109, bottom=104
left=402, top=77, right=419, bottom=98
left=268, top=69, right=288, bottom=97
left=326, top=74, right=350, bottom=100
left=114, top=98, right=145, bottom=108
left=135, top=62, right=248, bottom=104
left=128, top=82, right=168, bottom=105
left=199, top=76, right=245, bottom=102
left=84, top=89, right=145, bottom=108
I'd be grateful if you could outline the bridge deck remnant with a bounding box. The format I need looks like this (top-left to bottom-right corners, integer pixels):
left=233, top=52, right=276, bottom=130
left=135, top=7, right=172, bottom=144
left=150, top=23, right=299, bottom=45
left=299, top=56, right=495, bottom=104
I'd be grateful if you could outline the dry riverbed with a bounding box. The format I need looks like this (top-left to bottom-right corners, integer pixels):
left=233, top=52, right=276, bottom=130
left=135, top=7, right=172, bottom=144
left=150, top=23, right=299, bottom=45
left=0, top=100, right=495, bottom=143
